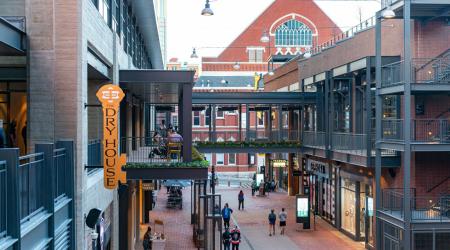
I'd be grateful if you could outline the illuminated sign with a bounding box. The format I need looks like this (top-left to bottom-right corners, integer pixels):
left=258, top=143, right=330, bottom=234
left=256, top=174, right=264, bottom=186
left=272, top=159, right=288, bottom=168
left=367, top=197, right=374, bottom=217
left=96, top=84, right=127, bottom=189
left=297, top=197, right=309, bottom=218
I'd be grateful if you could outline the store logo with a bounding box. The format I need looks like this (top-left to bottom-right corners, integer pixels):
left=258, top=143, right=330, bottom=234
left=96, top=84, right=127, bottom=189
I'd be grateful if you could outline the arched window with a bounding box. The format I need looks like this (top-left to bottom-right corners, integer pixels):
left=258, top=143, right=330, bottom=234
left=275, top=20, right=313, bottom=47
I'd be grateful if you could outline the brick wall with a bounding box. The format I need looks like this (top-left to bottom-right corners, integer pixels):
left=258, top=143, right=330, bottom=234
left=202, top=0, right=340, bottom=71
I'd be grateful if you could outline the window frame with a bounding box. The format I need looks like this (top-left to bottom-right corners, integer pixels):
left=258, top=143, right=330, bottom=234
left=216, top=153, right=224, bottom=165
left=228, top=153, right=236, bottom=165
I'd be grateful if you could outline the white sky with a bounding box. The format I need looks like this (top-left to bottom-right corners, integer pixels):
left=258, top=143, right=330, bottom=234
left=167, top=0, right=382, bottom=62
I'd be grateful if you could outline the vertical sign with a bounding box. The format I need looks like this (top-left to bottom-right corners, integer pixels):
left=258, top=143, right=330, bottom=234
left=96, top=84, right=127, bottom=189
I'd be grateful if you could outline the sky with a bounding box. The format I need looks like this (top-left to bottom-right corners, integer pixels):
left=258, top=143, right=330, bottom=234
left=166, top=0, right=382, bottom=62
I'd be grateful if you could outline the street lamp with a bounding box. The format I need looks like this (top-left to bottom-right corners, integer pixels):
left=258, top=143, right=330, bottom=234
left=303, top=51, right=312, bottom=59
left=260, top=31, right=270, bottom=43
left=260, top=30, right=273, bottom=73
left=201, top=0, right=214, bottom=16
left=190, top=48, right=198, bottom=58
left=268, top=70, right=274, bottom=76
left=233, top=62, right=240, bottom=70
left=382, top=7, right=396, bottom=19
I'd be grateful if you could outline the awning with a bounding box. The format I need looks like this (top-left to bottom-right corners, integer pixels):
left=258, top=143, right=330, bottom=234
left=0, top=18, right=26, bottom=56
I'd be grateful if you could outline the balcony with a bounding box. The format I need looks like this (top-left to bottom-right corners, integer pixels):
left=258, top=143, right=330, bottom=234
left=302, top=131, right=398, bottom=166
left=381, top=119, right=450, bottom=151
left=381, top=188, right=450, bottom=226
left=120, top=137, right=208, bottom=180
left=380, top=57, right=450, bottom=94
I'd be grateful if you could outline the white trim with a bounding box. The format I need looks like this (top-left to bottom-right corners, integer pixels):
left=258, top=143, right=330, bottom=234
left=246, top=46, right=266, bottom=52
left=289, top=82, right=300, bottom=91
left=304, top=77, right=314, bottom=85
left=228, top=153, right=237, bottom=165
left=202, top=61, right=284, bottom=65
left=194, top=87, right=254, bottom=90
left=269, top=13, right=319, bottom=37
left=315, top=72, right=326, bottom=82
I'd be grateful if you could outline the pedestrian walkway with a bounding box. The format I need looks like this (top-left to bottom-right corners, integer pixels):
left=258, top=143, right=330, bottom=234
left=218, top=187, right=366, bottom=250
left=135, top=187, right=196, bottom=250
left=135, top=185, right=366, bottom=250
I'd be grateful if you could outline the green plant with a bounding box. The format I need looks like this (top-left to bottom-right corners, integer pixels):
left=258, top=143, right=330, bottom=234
left=125, top=160, right=209, bottom=169
left=195, top=141, right=301, bottom=148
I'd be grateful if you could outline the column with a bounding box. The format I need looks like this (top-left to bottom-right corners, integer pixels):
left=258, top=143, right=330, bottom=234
left=181, top=83, right=192, bottom=162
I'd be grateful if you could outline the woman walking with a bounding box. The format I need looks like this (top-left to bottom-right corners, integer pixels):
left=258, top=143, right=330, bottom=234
left=238, top=190, right=244, bottom=210
left=268, top=209, right=276, bottom=236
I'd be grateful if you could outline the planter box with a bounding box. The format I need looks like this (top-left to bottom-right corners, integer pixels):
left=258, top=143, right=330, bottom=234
left=125, top=167, right=208, bottom=180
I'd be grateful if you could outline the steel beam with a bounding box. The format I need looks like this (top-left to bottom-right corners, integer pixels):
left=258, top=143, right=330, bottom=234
left=375, top=11, right=383, bottom=250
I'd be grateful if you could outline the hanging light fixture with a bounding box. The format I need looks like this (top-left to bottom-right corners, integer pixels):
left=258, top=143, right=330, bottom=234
left=233, top=62, right=240, bottom=70
left=201, top=0, right=214, bottom=16
left=304, top=51, right=312, bottom=59
left=381, top=6, right=395, bottom=19
left=190, top=48, right=198, bottom=58
left=260, top=31, right=270, bottom=43
left=268, top=70, right=274, bottom=76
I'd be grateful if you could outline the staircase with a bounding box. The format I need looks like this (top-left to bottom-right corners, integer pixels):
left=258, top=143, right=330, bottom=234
left=427, top=176, right=450, bottom=195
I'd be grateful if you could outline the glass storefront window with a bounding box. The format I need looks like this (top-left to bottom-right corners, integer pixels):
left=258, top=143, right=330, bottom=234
left=341, top=178, right=356, bottom=236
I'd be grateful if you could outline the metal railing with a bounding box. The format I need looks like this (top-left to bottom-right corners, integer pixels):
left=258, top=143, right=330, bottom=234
left=332, top=132, right=367, bottom=155
left=412, top=119, right=450, bottom=143
left=382, top=119, right=404, bottom=141
left=382, top=119, right=450, bottom=143
left=121, top=137, right=182, bottom=163
left=192, top=129, right=300, bottom=143
left=310, top=16, right=376, bottom=57
left=382, top=188, right=406, bottom=218
left=18, top=153, right=45, bottom=221
left=412, top=196, right=450, bottom=221
left=302, top=131, right=326, bottom=148
left=382, top=57, right=450, bottom=87
left=87, top=140, right=102, bottom=173
left=0, top=161, right=6, bottom=238
left=54, top=148, right=67, bottom=200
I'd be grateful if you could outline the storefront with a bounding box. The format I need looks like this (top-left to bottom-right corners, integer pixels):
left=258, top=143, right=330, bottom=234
left=306, top=159, right=337, bottom=225
left=269, top=158, right=288, bottom=190
left=338, top=168, right=373, bottom=245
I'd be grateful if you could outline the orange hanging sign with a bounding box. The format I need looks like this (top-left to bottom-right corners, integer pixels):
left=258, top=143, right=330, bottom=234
left=96, top=84, right=127, bottom=189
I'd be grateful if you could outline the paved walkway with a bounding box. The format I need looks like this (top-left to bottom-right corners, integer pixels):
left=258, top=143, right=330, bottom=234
left=218, top=187, right=365, bottom=250
left=135, top=186, right=366, bottom=250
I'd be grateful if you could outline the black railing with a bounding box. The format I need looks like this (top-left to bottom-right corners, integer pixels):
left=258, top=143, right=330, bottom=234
left=381, top=57, right=450, bottom=87
left=18, top=153, right=45, bottom=221
left=121, top=137, right=182, bottom=163
left=192, top=129, right=300, bottom=143
left=0, top=161, right=6, bottom=238
left=302, top=131, right=326, bottom=149
left=54, top=148, right=67, bottom=200
left=87, top=140, right=102, bottom=173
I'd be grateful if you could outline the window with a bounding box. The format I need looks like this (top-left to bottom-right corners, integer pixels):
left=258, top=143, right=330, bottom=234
left=248, top=48, right=264, bottom=63
left=216, top=154, right=224, bottom=165
left=112, top=0, right=120, bottom=34
left=275, top=20, right=313, bottom=47
left=205, top=153, right=212, bottom=165
left=257, top=112, right=264, bottom=126
left=193, top=111, right=200, bottom=126
left=216, top=108, right=224, bottom=119
left=228, top=154, right=236, bottom=165
left=98, top=0, right=111, bottom=27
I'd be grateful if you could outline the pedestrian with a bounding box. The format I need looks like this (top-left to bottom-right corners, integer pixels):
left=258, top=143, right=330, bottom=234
left=230, top=226, right=241, bottom=250
left=268, top=209, right=276, bottom=236
left=279, top=208, right=287, bottom=235
left=251, top=180, right=257, bottom=196
left=222, top=227, right=231, bottom=250
left=222, top=203, right=233, bottom=229
left=143, top=226, right=152, bottom=250
left=238, top=190, right=244, bottom=210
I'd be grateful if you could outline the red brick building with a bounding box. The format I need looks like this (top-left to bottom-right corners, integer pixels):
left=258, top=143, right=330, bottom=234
left=194, top=0, right=341, bottom=173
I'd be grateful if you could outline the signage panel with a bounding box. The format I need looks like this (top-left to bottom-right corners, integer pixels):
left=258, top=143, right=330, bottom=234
left=96, top=84, right=127, bottom=189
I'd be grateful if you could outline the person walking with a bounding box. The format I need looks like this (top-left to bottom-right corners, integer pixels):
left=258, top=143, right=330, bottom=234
left=238, top=190, right=244, bottom=210
left=143, top=226, right=152, bottom=250
left=268, top=209, right=276, bottom=236
left=222, top=203, right=233, bottom=229
left=251, top=180, right=257, bottom=196
left=279, top=208, right=287, bottom=235
left=230, top=226, right=241, bottom=250
left=222, top=227, right=231, bottom=250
